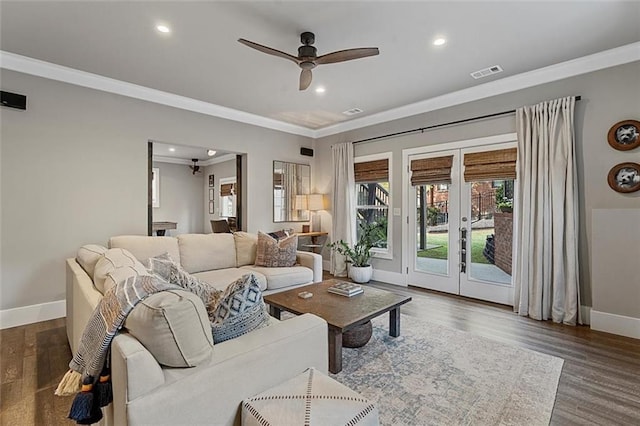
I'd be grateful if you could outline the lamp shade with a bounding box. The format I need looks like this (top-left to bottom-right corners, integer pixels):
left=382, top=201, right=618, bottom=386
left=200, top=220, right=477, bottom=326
left=308, top=194, right=325, bottom=211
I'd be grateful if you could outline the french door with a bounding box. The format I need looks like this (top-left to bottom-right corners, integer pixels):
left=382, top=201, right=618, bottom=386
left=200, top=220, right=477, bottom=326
left=407, top=142, right=516, bottom=305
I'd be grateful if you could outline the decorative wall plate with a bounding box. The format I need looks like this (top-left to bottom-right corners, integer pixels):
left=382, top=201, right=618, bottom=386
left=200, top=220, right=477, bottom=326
left=608, top=120, right=640, bottom=151
left=607, top=162, right=640, bottom=193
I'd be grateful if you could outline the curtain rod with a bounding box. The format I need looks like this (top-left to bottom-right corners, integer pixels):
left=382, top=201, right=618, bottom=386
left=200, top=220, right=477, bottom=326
left=352, top=96, right=582, bottom=145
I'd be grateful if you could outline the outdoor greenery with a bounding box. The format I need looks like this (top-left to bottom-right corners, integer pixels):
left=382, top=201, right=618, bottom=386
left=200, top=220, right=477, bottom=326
left=329, top=221, right=386, bottom=267
left=495, top=185, right=513, bottom=212
left=416, top=228, right=493, bottom=264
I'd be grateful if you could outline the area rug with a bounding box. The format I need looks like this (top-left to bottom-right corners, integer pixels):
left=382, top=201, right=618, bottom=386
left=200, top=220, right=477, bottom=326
left=328, top=315, right=563, bottom=426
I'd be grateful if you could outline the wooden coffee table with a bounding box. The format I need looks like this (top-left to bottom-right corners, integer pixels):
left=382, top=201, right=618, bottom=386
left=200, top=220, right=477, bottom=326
left=264, top=279, right=412, bottom=373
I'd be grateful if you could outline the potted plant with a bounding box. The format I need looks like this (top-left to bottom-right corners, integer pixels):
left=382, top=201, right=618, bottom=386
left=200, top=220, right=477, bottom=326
left=495, top=186, right=513, bottom=213
left=328, top=221, right=385, bottom=283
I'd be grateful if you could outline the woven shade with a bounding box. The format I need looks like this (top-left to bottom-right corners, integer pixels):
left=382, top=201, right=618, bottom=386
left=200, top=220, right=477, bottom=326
left=464, top=148, right=517, bottom=181
left=355, top=159, right=388, bottom=183
left=220, top=183, right=234, bottom=197
left=410, top=155, right=453, bottom=185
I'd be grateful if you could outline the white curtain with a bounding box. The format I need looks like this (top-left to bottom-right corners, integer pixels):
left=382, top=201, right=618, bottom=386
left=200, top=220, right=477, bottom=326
left=514, top=96, right=581, bottom=325
left=331, top=142, right=357, bottom=276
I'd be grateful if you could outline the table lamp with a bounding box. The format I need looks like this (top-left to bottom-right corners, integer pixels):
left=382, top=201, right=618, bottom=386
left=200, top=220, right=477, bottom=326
left=308, top=193, right=325, bottom=232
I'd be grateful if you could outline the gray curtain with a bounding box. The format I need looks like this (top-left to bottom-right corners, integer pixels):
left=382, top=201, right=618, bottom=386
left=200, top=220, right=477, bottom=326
left=514, top=96, right=581, bottom=325
left=330, top=143, right=356, bottom=276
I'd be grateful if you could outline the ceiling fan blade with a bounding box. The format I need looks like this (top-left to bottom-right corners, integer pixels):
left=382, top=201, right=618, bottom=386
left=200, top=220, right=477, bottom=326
left=299, top=69, right=312, bottom=91
left=315, top=47, right=379, bottom=65
left=238, top=38, right=300, bottom=64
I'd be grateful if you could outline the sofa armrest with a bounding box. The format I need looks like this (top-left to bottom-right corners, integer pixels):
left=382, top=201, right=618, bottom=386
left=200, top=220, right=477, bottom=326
left=296, top=251, right=323, bottom=282
left=124, top=314, right=328, bottom=426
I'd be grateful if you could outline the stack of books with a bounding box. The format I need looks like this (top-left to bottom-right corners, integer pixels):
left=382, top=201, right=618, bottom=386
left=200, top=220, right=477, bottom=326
left=328, top=281, right=363, bottom=297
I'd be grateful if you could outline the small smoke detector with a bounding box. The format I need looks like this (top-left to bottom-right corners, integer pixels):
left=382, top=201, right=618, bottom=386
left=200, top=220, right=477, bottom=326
left=342, top=107, right=364, bottom=116
left=470, top=65, right=503, bottom=80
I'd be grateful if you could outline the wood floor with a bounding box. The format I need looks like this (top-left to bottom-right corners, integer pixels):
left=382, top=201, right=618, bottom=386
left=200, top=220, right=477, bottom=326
left=1, top=283, right=639, bottom=425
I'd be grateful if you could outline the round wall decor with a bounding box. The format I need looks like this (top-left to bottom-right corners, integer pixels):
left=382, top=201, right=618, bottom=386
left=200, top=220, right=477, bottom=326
left=607, top=162, right=640, bottom=193
left=608, top=120, right=640, bottom=151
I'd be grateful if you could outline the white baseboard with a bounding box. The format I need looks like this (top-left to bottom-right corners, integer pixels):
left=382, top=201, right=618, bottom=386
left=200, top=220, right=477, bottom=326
left=580, top=305, right=591, bottom=325
left=0, top=300, right=66, bottom=329
left=372, top=269, right=406, bottom=287
left=591, top=310, right=640, bottom=339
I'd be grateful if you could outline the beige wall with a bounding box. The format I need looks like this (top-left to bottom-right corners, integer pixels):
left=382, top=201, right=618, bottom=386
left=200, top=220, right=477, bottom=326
left=314, top=61, right=640, bottom=316
left=152, top=161, right=205, bottom=235
left=0, top=70, right=312, bottom=311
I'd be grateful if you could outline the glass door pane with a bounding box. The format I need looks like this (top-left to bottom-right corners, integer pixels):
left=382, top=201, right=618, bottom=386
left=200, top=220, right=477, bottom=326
left=415, top=184, right=449, bottom=276
left=467, top=180, right=513, bottom=285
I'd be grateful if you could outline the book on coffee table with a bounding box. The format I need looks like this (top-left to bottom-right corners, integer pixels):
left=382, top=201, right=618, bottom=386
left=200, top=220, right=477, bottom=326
left=328, top=282, right=363, bottom=297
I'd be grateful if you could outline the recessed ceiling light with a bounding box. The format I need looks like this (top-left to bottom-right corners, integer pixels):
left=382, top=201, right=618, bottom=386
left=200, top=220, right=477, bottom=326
left=315, top=87, right=326, bottom=94
left=433, top=37, right=446, bottom=46
left=156, top=25, right=171, bottom=34
left=168, top=147, right=176, bottom=152
left=207, top=149, right=217, bottom=157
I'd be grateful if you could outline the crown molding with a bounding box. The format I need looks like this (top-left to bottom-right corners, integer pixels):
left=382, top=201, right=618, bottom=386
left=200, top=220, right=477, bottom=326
left=2, top=42, right=639, bottom=140
left=314, top=41, right=640, bottom=138
left=0, top=50, right=315, bottom=138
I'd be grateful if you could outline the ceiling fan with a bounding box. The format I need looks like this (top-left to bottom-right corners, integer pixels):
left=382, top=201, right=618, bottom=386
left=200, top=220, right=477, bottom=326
left=190, top=158, right=202, bottom=175
left=238, top=32, right=379, bottom=91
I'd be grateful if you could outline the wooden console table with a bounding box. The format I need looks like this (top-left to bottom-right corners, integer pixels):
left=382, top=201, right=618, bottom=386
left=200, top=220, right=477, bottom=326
left=152, top=221, right=177, bottom=236
left=296, top=231, right=328, bottom=254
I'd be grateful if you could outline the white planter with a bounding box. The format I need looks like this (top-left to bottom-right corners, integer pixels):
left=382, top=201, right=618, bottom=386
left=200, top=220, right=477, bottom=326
left=349, top=265, right=373, bottom=283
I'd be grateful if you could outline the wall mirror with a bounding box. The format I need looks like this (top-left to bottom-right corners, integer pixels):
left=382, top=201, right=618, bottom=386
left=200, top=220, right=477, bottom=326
left=273, top=161, right=310, bottom=222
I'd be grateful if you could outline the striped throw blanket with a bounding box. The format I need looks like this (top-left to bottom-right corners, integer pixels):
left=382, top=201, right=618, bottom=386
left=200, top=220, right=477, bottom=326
left=56, top=274, right=179, bottom=423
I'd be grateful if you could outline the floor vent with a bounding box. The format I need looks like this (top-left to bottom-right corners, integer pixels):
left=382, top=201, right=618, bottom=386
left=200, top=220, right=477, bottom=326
left=470, top=65, right=503, bottom=79
left=342, top=108, right=364, bottom=116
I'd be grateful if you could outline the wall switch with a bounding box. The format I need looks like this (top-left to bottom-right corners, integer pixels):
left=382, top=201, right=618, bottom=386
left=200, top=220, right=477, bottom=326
left=393, top=208, right=401, bottom=216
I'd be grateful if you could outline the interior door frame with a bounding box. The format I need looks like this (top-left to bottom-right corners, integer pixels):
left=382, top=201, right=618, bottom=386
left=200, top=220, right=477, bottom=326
left=401, top=133, right=517, bottom=286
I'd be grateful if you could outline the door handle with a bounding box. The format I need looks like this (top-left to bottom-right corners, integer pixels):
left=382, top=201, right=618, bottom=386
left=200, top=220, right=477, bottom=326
left=460, top=227, right=467, bottom=273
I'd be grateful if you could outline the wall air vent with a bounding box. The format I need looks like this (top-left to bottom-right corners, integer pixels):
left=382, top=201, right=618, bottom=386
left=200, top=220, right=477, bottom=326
left=342, top=108, right=364, bottom=116
left=470, top=65, right=503, bottom=80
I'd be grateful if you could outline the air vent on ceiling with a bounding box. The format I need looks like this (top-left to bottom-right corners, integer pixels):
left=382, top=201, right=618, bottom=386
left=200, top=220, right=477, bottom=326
left=470, top=65, right=503, bottom=80
left=342, top=108, right=364, bottom=116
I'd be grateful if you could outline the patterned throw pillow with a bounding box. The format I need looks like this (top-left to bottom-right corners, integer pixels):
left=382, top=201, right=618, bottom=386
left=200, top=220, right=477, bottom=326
left=255, top=231, right=298, bottom=267
left=211, top=274, right=270, bottom=343
left=148, top=253, right=223, bottom=317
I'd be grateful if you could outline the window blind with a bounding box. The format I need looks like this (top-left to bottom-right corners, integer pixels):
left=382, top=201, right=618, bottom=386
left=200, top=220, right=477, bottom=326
left=220, top=183, right=234, bottom=197
left=410, top=155, right=453, bottom=185
left=463, top=148, right=517, bottom=181
left=355, top=159, right=389, bottom=183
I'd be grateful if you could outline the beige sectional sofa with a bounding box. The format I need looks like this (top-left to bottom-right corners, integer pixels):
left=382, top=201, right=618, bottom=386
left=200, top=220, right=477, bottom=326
left=66, top=232, right=328, bottom=426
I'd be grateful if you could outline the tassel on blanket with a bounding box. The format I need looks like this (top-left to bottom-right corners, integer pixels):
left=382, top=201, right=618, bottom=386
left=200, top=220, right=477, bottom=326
left=94, top=366, right=112, bottom=407
left=68, top=376, right=95, bottom=422
left=55, top=370, right=82, bottom=396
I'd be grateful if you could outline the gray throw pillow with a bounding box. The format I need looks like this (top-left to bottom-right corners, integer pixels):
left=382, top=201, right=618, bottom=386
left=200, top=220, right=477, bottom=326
left=148, top=253, right=222, bottom=317
left=211, top=274, right=270, bottom=343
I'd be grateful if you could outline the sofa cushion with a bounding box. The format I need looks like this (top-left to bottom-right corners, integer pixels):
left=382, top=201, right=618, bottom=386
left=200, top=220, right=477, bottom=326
left=109, top=235, right=180, bottom=267
left=93, top=248, right=149, bottom=294
left=193, top=268, right=267, bottom=292
left=211, top=274, right=270, bottom=344
left=255, top=232, right=298, bottom=268
left=124, top=289, right=213, bottom=367
left=234, top=232, right=258, bottom=266
left=240, top=265, right=313, bottom=291
left=148, top=253, right=222, bottom=315
left=178, top=233, right=236, bottom=273
left=76, top=244, right=108, bottom=277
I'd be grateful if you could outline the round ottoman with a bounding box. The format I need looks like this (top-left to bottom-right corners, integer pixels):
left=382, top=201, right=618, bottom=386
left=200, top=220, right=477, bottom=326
left=343, top=321, right=373, bottom=348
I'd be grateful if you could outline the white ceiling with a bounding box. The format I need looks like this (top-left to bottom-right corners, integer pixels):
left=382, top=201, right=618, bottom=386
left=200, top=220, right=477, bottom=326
left=1, top=1, right=639, bottom=133
left=152, top=141, right=234, bottom=164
